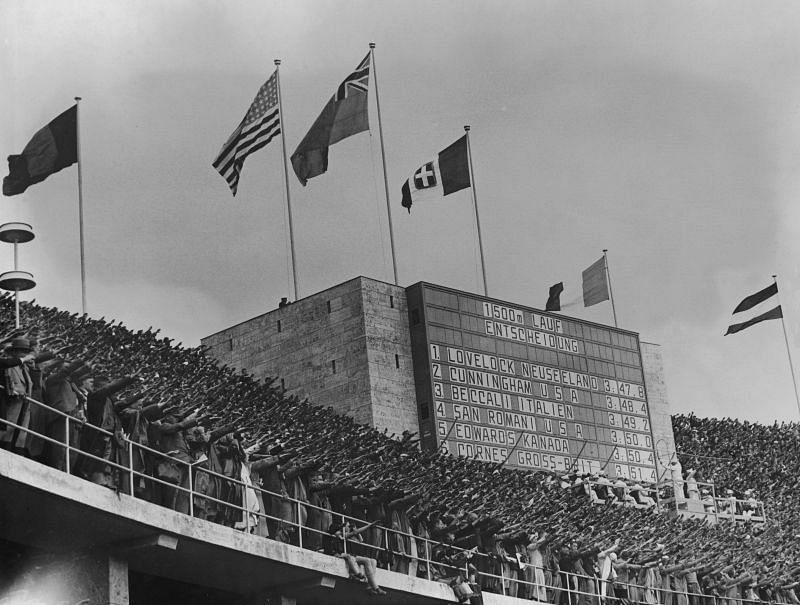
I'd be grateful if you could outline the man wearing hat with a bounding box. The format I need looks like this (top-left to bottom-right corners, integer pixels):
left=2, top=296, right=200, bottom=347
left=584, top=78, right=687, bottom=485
left=0, top=337, right=36, bottom=453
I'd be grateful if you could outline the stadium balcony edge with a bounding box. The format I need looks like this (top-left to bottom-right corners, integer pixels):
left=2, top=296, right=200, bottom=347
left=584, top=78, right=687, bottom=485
left=0, top=448, right=535, bottom=605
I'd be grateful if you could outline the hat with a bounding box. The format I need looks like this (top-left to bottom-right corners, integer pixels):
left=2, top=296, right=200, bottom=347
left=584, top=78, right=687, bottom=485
left=7, top=337, right=32, bottom=352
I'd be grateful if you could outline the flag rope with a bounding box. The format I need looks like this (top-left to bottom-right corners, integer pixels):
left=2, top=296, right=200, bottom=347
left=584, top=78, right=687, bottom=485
left=464, top=125, right=488, bottom=297
left=773, top=275, right=800, bottom=418
left=274, top=60, right=299, bottom=301
left=369, top=43, right=399, bottom=286
left=74, top=97, right=87, bottom=315
left=603, top=249, right=618, bottom=327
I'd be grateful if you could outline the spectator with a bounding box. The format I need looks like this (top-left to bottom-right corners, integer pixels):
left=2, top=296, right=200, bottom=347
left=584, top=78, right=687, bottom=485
left=324, top=519, right=386, bottom=596
left=0, top=337, right=36, bottom=454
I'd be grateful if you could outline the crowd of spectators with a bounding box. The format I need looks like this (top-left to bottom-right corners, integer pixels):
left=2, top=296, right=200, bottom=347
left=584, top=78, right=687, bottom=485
left=1, top=294, right=800, bottom=603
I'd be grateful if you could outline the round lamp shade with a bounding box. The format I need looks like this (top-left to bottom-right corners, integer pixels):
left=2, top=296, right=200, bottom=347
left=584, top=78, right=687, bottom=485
left=0, top=271, right=36, bottom=291
left=0, top=222, right=34, bottom=244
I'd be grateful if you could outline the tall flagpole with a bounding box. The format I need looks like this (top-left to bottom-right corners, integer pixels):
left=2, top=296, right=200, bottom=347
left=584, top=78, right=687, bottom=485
left=74, top=97, right=87, bottom=315
left=603, top=249, right=618, bottom=327
left=772, top=275, right=800, bottom=417
left=274, top=60, right=299, bottom=301
left=369, top=42, right=399, bottom=286
left=464, top=125, right=488, bottom=297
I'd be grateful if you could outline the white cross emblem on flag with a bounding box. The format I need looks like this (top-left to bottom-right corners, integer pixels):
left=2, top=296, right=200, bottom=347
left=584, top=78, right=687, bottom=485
left=414, top=162, right=437, bottom=189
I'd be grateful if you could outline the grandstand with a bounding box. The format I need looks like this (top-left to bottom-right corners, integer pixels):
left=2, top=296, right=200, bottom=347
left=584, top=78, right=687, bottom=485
left=1, top=292, right=799, bottom=605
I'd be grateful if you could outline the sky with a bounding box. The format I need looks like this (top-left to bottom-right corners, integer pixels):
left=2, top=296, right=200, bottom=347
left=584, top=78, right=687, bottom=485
left=2, top=0, right=800, bottom=423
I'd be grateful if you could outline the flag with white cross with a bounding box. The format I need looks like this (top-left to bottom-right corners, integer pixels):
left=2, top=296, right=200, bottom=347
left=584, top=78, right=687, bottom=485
left=401, top=135, right=470, bottom=213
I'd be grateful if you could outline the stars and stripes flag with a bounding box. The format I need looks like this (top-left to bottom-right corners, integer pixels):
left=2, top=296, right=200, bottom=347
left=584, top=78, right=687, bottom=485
left=214, top=70, right=281, bottom=196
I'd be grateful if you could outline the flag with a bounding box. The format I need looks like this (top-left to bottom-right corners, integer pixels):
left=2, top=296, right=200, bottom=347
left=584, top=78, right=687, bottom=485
left=546, top=282, right=564, bottom=311
left=400, top=135, right=470, bottom=212
left=725, top=283, right=782, bottom=335
left=291, top=53, right=370, bottom=186
left=213, top=70, right=281, bottom=196
left=3, top=105, right=77, bottom=196
left=582, top=256, right=609, bottom=307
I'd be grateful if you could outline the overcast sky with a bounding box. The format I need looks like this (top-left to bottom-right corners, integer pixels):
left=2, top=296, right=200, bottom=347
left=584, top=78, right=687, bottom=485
left=3, top=1, right=800, bottom=423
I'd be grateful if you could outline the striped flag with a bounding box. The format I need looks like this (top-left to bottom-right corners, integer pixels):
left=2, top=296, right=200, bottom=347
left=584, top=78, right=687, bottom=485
left=214, top=70, right=281, bottom=196
left=3, top=105, right=77, bottom=196
left=725, top=283, right=782, bottom=335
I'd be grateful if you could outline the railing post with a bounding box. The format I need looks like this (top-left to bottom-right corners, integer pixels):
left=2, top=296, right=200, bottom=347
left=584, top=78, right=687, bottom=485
left=128, top=440, right=135, bottom=496
left=341, top=514, right=348, bottom=555
left=187, top=460, right=194, bottom=518
left=296, top=499, right=302, bottom=548
left=500, top=561, right=507, bottom=596
left=245, top=496, right=251, bottom=534
left=425, top=538, right=432, bottom=581
left=385, top=527, right=390, bottom=569
left=64, top=416, right=70, bottom=475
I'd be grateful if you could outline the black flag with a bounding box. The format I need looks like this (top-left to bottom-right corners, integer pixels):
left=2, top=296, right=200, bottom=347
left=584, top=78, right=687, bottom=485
left=546, top=282, right=564, bottom=312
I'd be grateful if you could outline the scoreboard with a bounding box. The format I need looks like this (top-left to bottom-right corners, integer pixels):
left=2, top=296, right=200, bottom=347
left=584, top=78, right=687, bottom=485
left=406, top=283, right=658, bottom=482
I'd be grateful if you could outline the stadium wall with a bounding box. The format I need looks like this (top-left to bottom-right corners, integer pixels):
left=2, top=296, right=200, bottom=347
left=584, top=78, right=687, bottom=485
left=641, top=341, right=677, bottom=479
left=202, top=276, right=418, bottom=437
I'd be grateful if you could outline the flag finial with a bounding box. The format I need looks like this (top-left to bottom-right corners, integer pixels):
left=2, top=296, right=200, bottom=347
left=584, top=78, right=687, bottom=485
left=274, top=59, right=281, bottom=66
left=369, top=42, right=376, bottom=49
left=464, top=125, right=471, bottom=132
left=74, top=96, right=82, bottom=101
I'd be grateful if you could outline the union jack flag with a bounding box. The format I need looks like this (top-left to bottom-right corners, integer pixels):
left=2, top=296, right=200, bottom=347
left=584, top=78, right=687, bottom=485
left=291, top=52, right=372, bottom=185
left=335, top=53, right=370, bottom=101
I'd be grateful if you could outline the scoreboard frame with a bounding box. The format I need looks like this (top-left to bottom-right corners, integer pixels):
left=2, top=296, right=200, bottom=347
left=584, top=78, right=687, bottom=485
left=406, top=282, right=658, bottom=482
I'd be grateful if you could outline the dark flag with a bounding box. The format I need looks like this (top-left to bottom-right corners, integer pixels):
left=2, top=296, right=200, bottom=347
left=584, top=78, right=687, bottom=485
left=546, top=282, right=564, bottom=311
left=725, top=283, right=782, bottom=335
left=213, top=70, right=281, bottom=196
left=3, top=105, right=77, bottom=196
left=291, top=53, right=371, bottom=186
left=400, top=135, right=470, bottom=212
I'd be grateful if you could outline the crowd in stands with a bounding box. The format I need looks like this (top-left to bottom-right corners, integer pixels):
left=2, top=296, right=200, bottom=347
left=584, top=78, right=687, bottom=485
left=1, top=294, right=800, bottom=603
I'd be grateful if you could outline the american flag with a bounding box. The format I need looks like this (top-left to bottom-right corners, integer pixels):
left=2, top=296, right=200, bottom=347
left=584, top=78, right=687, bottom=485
left=214, top=70, right=281, bottom=196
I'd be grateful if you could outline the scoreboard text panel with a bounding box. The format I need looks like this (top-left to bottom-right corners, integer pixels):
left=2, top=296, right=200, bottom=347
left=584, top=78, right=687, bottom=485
left=407, top=284, right=657, bottom=482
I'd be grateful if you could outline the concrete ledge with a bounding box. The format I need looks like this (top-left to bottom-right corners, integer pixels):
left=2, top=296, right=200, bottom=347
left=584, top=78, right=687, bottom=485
left=0, top=450, right=462, bottom=604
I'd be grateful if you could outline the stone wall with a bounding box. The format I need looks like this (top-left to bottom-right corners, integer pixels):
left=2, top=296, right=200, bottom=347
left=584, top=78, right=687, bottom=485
left=202, top=277, right=418, bottom=436
left=641, top=341, right=677, bottom=480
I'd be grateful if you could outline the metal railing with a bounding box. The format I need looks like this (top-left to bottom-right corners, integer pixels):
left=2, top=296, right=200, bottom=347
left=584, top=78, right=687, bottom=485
left=0, top=391, right=783, bottom=604
left=581, top=479, right=659, bottom=509
left=582, top=477, right=766, bottom=525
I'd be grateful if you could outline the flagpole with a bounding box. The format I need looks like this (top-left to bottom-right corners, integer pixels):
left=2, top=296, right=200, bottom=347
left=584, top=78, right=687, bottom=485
left=369, top=42, right=399, bottom=286
left=74, top=97, right=87, bottom=315
left=273, top=60, right=299, bottom=301
left=772, top=275, right=800, bottom=417
left=464, top=125, right=488, bottom=297
left=603, top=249, right=618, bottom=327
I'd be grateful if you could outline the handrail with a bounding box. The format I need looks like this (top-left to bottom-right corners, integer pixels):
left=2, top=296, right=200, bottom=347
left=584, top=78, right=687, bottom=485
left=0, top=389, right=782, bottom=604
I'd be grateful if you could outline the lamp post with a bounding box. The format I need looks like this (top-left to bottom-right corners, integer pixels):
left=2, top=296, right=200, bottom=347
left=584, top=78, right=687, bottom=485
left=0, top=222, right=36, bottom=328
